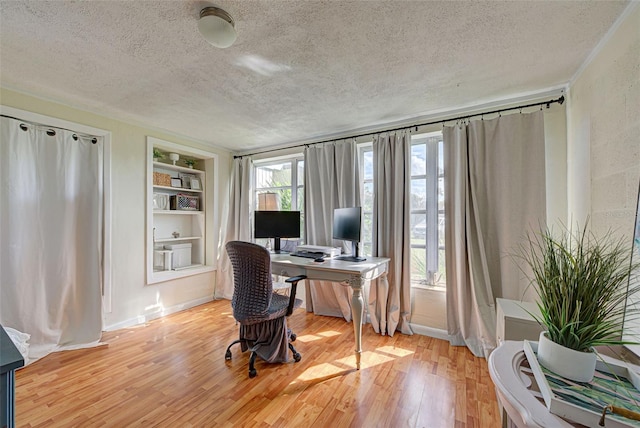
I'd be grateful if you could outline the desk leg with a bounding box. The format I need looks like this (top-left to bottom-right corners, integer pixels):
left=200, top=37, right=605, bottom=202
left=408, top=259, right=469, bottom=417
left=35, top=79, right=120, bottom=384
left=350, top=276, right=364, bottom=370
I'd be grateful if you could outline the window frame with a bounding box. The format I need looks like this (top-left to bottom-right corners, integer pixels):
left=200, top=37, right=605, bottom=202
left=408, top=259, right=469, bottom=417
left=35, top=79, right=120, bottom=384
left=253, top=154, right=305, bottom=245
left=409, top=131, right=445, bottom=289
left=358, top=131, right=445, bottom=289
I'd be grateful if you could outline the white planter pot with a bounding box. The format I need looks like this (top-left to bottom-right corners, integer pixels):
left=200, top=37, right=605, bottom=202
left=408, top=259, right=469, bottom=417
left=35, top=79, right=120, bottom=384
left=536, top=331, right=596, bottom=382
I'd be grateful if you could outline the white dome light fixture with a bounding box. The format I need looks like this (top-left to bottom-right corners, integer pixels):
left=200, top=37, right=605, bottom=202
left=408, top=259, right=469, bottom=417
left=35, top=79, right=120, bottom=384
left=198, top=6, right=237, bottom=49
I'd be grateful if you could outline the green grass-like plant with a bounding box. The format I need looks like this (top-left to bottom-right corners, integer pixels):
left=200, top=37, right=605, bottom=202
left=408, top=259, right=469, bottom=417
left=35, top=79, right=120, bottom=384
left=521, top=223, right=640, bottom=352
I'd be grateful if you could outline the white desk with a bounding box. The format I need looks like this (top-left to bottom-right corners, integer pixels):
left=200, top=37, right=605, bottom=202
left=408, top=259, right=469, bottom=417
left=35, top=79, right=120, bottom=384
left=270, top=254, right=390, bottom=369
left=489, top=341, right=574, bottom=428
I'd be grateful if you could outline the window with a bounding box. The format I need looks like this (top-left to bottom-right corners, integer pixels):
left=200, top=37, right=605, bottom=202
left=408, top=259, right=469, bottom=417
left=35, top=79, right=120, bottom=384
left=359, top=144, right=374, bottom=257
left=410, top=132, right=445, bottom=288
left=254, top=156, right=305, bottom=247
left=359, top=131, right=445, bottom=288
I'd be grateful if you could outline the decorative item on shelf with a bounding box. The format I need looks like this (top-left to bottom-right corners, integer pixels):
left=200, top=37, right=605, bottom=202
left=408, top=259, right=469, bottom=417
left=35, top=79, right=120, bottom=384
left=153, top=148, right=164, bottom=162
left=170, top=194, right=199, bottom=211
left=179, top=173, right=196, bottom=189
left=519, top=222, right=640, bottom=382
left=170, top=177, right=182, bottom=188
left=183, top=158, right=197, bottom=169
left=172, top=231, right=180, bottom=238
left=153, top=172, right=171, bottom=187
left=168, top=152, right=180, bottom=165
left=153, top=193, right=169, bottom=210
left=190, top=177, right=201, bottom=190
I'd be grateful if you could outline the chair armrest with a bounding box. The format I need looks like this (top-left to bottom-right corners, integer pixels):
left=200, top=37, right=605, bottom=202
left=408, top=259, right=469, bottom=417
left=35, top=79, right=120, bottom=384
left=285, top=275, right=307, bottom=284
left=285, top=275, right=307, bottom=316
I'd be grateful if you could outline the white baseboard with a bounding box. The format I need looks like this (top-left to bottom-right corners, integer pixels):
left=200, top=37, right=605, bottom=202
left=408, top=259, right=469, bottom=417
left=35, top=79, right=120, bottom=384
left=409, top=323, right=449, bottom=341
left=103, top=296, right=214, bottom=332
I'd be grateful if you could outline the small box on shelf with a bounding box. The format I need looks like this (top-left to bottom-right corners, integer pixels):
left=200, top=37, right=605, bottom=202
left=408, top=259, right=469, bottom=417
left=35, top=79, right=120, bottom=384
left=170, top=194, right=199, bottom=211
left=164, top=243, right=192, bottom=269
left=153, top=172, right=171, bottom=186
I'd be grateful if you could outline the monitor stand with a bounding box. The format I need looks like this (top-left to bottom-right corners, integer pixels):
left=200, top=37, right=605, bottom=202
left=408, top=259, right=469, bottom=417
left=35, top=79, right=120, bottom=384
left=271, top=237, right=289, bottom=254
left=336, top=241, right=366, bottom=262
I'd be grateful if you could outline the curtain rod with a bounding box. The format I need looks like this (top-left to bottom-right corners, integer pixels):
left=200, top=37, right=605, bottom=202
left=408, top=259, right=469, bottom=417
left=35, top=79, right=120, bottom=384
left=1, top=114, right=100, bottom=142
left=234, top=94, right=565, bottom=159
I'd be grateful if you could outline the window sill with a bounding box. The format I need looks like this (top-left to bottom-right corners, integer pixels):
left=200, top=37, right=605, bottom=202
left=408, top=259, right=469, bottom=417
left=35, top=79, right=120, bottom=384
left=411, top=283, right=446, bottom=293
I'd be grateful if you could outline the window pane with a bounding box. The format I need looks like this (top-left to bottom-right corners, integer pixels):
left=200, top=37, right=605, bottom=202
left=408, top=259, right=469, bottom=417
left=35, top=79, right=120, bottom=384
left=363, top=150, right=373, bottom=181
left=411, top=179, right=426, bottom=211
left=277, top=188, right=292, bottom=211
left=363, top=242, right=372, bottom=258
left=255, top=162, right=292, bottom=188
left=363, top=182, right=374, bottom=212
left=438, top=141, right=444, bottom=176
left=436, top=249, right=446, bottom=285
left=411, top=248, right=427, bottom=284
left=438, top=176, right=445, bottom=211
left=298, top=161, right=304, bottom=186
left=411, top=144, right=426, bottom=176
left=362, top=212, right=373, bottom=244
left=297, top=187, right=304, bottom=211
left=411, top=213, right=427, bottom=241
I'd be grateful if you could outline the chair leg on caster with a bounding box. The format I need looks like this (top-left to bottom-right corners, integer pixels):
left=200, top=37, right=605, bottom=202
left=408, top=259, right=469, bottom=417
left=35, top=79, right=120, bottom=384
left=289, top=343, right=301, bottom=362
left=249, top=351, right=258, bottom=378
left=225, top=339, right=242, bottom=360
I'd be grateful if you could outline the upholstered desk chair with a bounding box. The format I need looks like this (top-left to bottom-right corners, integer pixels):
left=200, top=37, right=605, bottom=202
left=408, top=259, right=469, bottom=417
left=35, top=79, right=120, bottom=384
left=224, top=241, right=306, bottom=378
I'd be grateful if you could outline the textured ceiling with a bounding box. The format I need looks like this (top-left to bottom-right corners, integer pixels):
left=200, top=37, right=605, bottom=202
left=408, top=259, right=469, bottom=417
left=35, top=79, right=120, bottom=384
left=0, top=1, right=630, bottom=152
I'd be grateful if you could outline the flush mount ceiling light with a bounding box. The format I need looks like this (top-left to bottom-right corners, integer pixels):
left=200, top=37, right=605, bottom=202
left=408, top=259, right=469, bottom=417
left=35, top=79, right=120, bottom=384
left=197, top=6, right=237, bottom=48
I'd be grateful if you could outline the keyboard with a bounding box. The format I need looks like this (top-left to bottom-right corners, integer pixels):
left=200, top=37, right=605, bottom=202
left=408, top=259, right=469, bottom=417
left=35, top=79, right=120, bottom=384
left=291, top=251, right=325, bottom=259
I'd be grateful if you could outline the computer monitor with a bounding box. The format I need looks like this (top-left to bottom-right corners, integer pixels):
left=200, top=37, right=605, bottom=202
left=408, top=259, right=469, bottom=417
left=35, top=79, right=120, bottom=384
left=333, top=207, right=366, bottom=262
left=254, top=211, right=301, bottom=253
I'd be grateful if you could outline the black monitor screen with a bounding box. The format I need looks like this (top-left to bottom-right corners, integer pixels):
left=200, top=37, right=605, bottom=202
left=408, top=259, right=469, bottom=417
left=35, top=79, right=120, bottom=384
left=333, top=207, right=361, bottom=241
left=254, top=211, right=301, bottom=251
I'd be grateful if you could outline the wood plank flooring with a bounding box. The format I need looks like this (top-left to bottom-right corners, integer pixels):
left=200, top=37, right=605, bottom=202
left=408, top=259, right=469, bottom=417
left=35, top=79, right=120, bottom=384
left=15, top=300, right=500, bottom=427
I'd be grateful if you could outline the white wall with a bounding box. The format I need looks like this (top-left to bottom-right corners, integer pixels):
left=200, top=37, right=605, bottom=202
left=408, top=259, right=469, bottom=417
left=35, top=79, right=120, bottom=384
left=567, top=4, right=640, bottom=239
left=1, top=88, right=232, bottom=330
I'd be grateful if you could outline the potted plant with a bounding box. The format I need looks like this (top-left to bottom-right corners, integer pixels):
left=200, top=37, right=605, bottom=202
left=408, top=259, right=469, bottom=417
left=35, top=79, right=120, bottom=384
left=183, top=158, right=197, bottom=169
left=153, top=148, right=164, bottom=162
left=521, top=223, right=640, bottom=382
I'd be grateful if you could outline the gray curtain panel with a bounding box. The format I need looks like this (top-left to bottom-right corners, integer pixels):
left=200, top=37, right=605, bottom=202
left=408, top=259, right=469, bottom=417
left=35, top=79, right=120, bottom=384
left=304, top=140, right=360, bottom=320
left=444, top=111, right=546, bottom=357
left=216, top=157, right=254, bottom=299
left=371, top=130, right=414, bottom=336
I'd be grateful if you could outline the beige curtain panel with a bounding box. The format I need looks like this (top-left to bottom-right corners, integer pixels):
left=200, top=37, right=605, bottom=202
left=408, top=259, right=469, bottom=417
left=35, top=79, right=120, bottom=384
left=304, top=140, right=360, bottom=320
left=444, top=111, right=546, bottom=357
left=370, top=130, right=414, bottom=336
left=216, top=157, right=254, bottom=299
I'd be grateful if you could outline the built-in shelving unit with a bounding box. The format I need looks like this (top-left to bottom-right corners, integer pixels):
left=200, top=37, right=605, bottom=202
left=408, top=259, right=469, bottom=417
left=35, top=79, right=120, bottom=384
left=146, top=137, right=218, bottom=284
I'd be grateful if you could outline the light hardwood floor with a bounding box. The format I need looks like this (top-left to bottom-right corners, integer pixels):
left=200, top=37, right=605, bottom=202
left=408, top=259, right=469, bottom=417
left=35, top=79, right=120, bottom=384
left=15, top=300, right=500, bottom=427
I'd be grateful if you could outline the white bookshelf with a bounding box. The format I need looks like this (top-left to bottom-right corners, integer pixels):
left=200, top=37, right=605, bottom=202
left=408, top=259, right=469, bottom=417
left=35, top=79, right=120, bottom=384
left=146, top=137, right=218, bottom=284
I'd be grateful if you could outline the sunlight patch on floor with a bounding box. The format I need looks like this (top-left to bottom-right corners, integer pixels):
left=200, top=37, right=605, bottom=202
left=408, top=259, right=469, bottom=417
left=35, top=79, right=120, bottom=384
left=295, top=330, right=341, bottom=343
left=289, top=346, right=414, bottom=387
left=334, top=349, right=410, bottom=369
left=375, top=345, right=414, bottom=357
left=295, top=362, right=346, bottom=381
